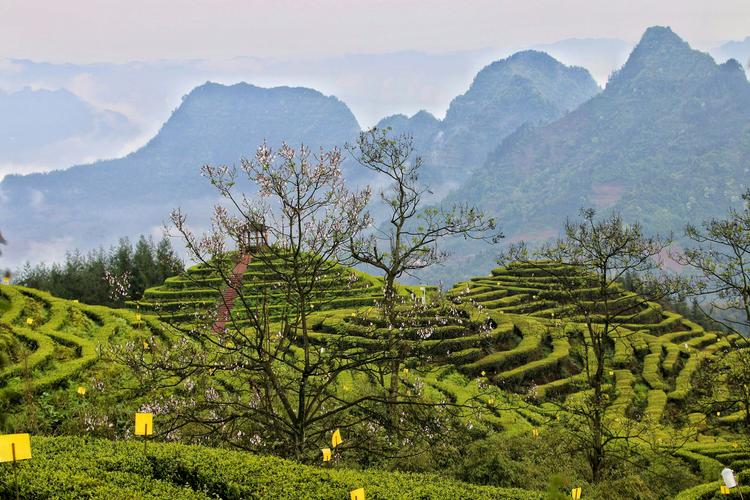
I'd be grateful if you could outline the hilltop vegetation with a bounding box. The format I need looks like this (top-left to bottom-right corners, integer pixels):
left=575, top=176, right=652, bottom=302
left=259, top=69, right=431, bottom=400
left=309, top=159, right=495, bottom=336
left=16, top=235, right=183, bottom=307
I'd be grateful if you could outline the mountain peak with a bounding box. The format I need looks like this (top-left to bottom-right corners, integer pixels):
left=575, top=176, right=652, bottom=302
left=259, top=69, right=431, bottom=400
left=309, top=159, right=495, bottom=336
left=608, top=26, right=716, bottom=89
left=630, top=26, right=695, bottom=60
left=506, top=50, right=559, bottom=66
left=638, top=26, right=686, bottom=47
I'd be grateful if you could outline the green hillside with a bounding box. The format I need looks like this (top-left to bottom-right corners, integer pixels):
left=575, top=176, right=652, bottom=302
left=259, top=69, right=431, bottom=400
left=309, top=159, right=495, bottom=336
left=448, top=261, right=738, bottom=419
left=135, top=255, right=384, bottom=325
left=0, top=285, right=151, bottom=402
left=1, top=257, right=749, bottom=497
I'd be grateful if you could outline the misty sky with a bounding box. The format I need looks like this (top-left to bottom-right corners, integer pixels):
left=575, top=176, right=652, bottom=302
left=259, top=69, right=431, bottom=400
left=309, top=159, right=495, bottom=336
left=1, top=0, right=749, bottom=182
left=1, top=0, right=749, bottom=62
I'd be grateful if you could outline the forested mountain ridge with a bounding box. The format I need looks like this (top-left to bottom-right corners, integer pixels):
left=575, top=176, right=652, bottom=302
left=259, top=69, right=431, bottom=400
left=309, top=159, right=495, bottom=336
left=0, top=82, right=361, bottom=266
left=376, top=50, right=600, bottom=191
left=446, top=26, right=750, bottom=247
left=0, top=53, right=598, bottom=268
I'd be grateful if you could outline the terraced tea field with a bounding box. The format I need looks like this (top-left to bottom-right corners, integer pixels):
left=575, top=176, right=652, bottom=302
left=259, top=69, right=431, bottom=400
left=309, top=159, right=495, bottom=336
left=2, top=256, right=749, bottom=497
left=445, top=261, right=742, bottom=428
left=0, top=285, right=159, bottom=404
left=135, top=253, right=385, bottom=326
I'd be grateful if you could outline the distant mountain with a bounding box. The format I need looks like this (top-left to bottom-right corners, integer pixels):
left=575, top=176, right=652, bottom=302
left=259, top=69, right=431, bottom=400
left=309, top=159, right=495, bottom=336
left=436, top=26, right=750, bottom=282
left=376, top=51, right=600, bottom=194
left=0, top=88, right=137, bottom=175
left=0, top=82, right=360, bottom=267
left=0, top=50, right=497, bottom=144
left=711, top=36, right=750, bottom=73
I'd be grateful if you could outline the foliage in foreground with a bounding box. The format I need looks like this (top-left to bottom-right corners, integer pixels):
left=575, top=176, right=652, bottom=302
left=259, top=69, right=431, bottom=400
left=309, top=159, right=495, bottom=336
left=0, top=435, right=540, bottom=499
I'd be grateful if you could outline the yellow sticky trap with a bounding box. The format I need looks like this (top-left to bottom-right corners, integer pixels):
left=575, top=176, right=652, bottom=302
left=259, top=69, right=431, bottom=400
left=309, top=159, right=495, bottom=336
left=77, top=386, right=86, bottom=396
left=717, top=411, right=721, bottom=417
left=0, top=434, right=32, bottom=462
left=350, top=488, right=365, bottom=500
left=403, top=368, right=409, bottom=376
left=143, top=340, right=149, bottom=349
left=488, top=398, right=495, bottom=406
left=322, top=448, right=332, bottom=462
left=721, top=485, right=731, bottom=495
left=26, top=317, right=33, bottom=326
left=571, top=486, right=582, bottom=499
left=135, top=413, right=153, bottom=436
left=2, top=277, right=9, bottom=284
left=331, top=428, right=342, bottom=448
left=481, top=371, right=486, bottom=377
left=135, top=313, right=142, bottom=322
left=532, top=428, right=539, bottom=438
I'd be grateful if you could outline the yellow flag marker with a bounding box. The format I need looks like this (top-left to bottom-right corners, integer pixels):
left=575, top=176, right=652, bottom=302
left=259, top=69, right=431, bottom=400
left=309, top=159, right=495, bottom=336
left=350, top=488, right=365, bottom=500
left=721, top=485, right=731, bottom=495
left=77, top=386, right=86, bottom=396
left=571, top=486, right=582, bottom=499
left=331, top=428, right=342, bottom=448
left=322, top=448, right=332, bottom=462
left=135, top=413, right=153, bottom=436
left=26, top=318, right=33, bottom=326
left=0, top=434, right=32, bottom=462
left=532, top=428, right=539, bottom=438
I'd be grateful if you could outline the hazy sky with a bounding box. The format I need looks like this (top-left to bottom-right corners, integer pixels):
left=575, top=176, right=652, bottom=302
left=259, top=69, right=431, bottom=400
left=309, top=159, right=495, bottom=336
left=1, top=0, right=749, bottom=62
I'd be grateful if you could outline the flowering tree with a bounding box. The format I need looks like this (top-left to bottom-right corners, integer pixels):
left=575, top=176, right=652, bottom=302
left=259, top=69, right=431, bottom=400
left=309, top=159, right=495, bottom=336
left=113, top=143, right=388, bottom=459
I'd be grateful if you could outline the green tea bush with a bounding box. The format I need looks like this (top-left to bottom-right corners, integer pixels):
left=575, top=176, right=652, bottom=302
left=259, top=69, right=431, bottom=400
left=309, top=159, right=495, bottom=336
left=0, top=436, right=541, bottom=499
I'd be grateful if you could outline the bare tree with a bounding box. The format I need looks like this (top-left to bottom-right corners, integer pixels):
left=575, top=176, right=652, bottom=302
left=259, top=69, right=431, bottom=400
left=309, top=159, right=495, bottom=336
left=500, top=209, right=678, bottom=482
left=678, top=191, right=750, bottom=426
left=679, top=191, right=750, bottom=337
left=347, top=128, right=498, bottom=409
